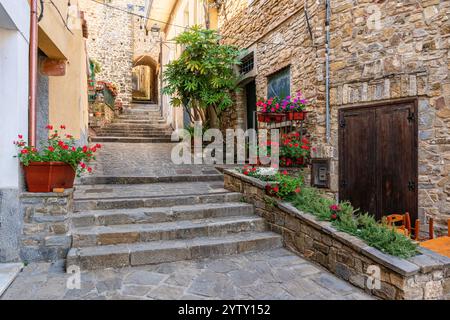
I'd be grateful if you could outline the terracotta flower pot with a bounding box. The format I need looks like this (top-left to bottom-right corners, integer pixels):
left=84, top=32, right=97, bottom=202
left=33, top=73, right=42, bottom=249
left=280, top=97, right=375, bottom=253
left=257, top=112, right=287, bottom=123
left=288, top=111, right=307, bottom=121
left=23, top=162, right=76, bottom=192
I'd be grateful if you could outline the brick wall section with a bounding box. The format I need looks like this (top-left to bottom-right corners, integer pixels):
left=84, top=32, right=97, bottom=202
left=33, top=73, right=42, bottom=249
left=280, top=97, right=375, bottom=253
left=20, top=190, right=73, bottom=262
left=218, top=0, right=450, bottom=233
left=224, top=169, right=450, bottom=300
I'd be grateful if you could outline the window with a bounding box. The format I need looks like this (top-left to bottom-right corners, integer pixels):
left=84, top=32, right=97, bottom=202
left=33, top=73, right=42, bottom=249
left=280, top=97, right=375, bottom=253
left=267, top=67, right=290, bottom=98
left=240, top=52, right=254, bottom=75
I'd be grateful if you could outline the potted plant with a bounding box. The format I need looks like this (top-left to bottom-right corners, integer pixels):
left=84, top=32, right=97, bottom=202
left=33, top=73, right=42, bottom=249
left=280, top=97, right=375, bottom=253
left=283, top=92, right=308, bottom=121
left=93, top=104, right=103, bottom=117
left=279, top=132, right=311, bottom=167
left=256, top=97, right=287, bottom=123
left=14, top=125, right=101, bottom=192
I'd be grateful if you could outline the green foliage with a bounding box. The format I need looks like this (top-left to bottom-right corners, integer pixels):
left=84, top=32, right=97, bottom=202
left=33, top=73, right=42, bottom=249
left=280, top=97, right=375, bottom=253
left=291, top=187, right=419, bottom=258
left=89, top=59, right=102, bottom=77
left=268, top=172, right=303, bottom=200
left=163, top=26, right=242, bottom=121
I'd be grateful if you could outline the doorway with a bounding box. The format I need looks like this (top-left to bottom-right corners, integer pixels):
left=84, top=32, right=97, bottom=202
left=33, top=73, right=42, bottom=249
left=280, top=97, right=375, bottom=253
left=245, top=80, right=257, bottom=130
left=338, top=99, right=418, bottom=222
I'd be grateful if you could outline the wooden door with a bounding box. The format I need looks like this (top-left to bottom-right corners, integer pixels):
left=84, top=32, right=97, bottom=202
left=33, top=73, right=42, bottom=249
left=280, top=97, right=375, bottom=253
left=339, top=100, right=418, bottom=222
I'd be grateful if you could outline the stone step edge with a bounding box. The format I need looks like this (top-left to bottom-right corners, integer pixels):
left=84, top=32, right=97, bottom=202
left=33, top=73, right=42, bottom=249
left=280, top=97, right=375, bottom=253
left=72, top=202, right=254, bottom=226
left=73, top=192, right=243, bottom=212
left=66, top=231, right=282, bottom=270
left=72, top=216, right=266, bottom=247
left=76, top=174, right=224, bottom=185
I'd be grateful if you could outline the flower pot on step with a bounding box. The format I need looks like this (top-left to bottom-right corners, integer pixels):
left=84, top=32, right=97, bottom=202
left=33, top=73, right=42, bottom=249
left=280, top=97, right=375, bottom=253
left=23, top=162, right=75, bottom=192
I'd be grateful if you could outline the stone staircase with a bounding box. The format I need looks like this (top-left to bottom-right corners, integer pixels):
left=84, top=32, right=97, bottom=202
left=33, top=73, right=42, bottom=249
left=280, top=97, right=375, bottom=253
left=92, top=104, right=174, bottom=143
left=67, top=179, right=282, bottom=270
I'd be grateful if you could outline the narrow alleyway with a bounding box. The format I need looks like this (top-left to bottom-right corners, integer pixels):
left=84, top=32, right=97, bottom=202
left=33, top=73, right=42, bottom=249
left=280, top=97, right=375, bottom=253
left=3, top=116, right=372, bottom=299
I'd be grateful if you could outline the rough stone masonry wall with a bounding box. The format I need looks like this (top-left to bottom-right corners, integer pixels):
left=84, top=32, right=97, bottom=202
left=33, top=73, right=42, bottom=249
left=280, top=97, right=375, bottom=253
left=79, top=0, right=161, bottom=108
left=218, top=0, right=450, bottom=233
left=20, top=190, right=73, bottom=262
left=79, top=0, right=137, bottom=108
left=224, top=170, right=450, bottom=300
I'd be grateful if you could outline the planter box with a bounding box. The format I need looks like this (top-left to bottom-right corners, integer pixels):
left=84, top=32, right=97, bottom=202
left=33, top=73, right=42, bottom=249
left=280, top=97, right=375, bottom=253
left=23, top=162, right=76, bottom=193
left=288, top=111, right=307, bottom=121
left=223, top=169, right=450, bottom=300
left=257, top=112, right=287, bottom=123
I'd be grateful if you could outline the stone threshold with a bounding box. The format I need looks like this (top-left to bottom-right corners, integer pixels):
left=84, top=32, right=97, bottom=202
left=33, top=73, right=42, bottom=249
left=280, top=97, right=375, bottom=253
left=0, top=263, right=23, bottom=297
left=224, top=169, right=450, bottom=300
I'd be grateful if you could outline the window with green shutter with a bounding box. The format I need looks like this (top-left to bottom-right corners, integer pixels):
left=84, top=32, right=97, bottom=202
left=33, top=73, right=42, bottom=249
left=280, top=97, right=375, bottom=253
left=267, top=67, right=290, bottom=99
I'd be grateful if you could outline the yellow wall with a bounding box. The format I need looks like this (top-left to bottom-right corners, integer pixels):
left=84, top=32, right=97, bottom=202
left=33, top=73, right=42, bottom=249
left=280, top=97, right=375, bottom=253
left=37, top=0, right=89, bottom=140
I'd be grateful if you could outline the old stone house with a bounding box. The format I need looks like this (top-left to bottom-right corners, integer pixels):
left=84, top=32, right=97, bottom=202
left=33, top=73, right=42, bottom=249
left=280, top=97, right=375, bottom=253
left=217, top=0, right=450, bottom=234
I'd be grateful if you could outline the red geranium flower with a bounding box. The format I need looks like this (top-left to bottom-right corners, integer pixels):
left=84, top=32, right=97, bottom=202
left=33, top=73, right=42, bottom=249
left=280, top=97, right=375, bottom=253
left=21, top=149, right=28, bottom=154
left=18, top=134, right=23, bottom=139
left=80, top=162, right=86, bottom=169
left=82, top=146, right=88, bottom=153
left=46, top=125, right=53, bottom=130
left=60, top=125, right=66, bottom=129
left=48, top=146, right=55, bottom=152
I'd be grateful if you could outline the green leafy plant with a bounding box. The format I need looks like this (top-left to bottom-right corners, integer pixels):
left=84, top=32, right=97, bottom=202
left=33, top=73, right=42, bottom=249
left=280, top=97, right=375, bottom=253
left=14, top=125, right=100, bottom=176
left=89, top=58, right=102, bottom=77
left=163, top=26, right=242, bottom=127
left=291, top=187, right=419, bottom=258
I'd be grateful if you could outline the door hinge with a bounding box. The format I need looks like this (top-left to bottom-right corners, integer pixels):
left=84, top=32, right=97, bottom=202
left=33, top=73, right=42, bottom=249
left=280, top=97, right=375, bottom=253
left=408, top=181, right=416, bottom=191
left=407, top=110, right=415, bottom=123
left=339, top=118, right=346, bottom=128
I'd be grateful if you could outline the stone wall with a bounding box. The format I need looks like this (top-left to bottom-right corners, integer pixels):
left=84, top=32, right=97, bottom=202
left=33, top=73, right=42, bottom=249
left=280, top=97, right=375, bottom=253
left=224, top=169, right=450, bottom=300
left=20, top=190, right=73, bottom=262
left=79, top=0, right=160, bottom=108
left=218, top=0, right=450, bottom=233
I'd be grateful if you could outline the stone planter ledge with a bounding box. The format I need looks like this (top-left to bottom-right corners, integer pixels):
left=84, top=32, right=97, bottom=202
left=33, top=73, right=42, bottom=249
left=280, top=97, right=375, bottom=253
left=224, top=169, right=450, bottom=300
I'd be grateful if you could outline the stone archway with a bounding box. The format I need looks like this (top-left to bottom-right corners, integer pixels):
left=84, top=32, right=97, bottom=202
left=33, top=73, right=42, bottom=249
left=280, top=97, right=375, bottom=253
left=132, top=55, right=158, bottom=103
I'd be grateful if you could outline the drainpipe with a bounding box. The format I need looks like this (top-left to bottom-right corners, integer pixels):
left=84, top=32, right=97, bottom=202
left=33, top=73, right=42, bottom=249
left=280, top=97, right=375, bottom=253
left=325, top=0, right=331, bottom=143
left=29, top=0, right=38, bottom=146
left=159, top=37, right=163, bottom=118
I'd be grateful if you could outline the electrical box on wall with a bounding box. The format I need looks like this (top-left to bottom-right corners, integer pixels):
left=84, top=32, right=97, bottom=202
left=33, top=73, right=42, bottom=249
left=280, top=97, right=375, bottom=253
left=311, top=158, right=330, bottom=189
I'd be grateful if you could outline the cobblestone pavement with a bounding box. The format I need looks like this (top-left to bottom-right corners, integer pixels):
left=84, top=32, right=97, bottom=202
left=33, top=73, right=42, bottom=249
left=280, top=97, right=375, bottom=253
left=2, top=248, right=372, bottom=300
left=88, top=142, right=222, bottom=177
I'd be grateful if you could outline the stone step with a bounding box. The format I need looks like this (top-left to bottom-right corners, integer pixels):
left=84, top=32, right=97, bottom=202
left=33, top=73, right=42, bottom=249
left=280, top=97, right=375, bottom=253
left=95, top=131, right=173, bottom=136
left=113, top=119, right=166, bottom=124
left=105, top=124, right=171, bottom=130
left=76, top=173, right=224, bottom=186
left=115, top=116, right=164, bottom=121
left=72, top=215, right=265, bottom=247
left=67, top=231, right=282, bottom=270
left=72, top=202, right=255, bottom=228
left=74, top=192, right=242, bottom=211
left=95, top=132, right=172, bottom=138
left=91, top=136, right=175, bottom=143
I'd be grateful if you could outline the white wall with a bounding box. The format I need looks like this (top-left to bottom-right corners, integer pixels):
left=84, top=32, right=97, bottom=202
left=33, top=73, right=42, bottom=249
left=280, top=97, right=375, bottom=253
left=0, top=0, right=30, bottom=189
